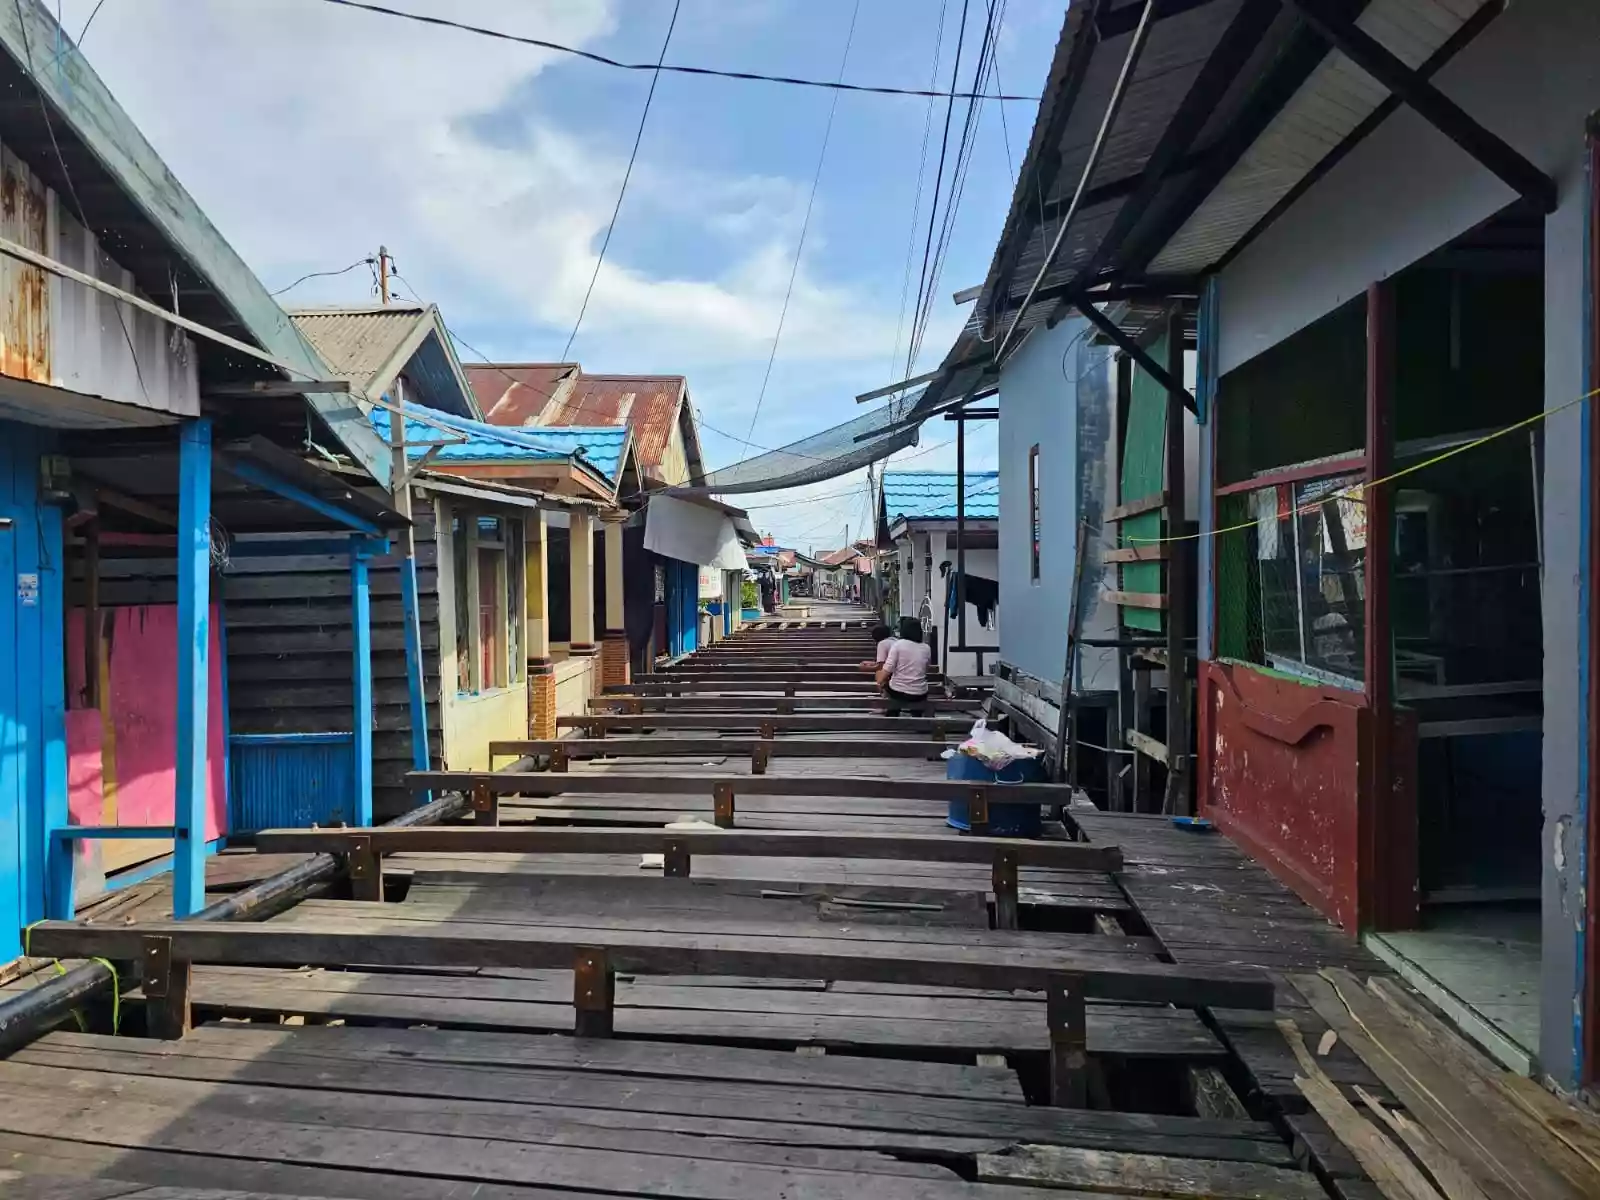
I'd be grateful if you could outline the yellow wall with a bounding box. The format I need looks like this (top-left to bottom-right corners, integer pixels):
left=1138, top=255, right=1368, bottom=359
left=658, top=427, right=691, bottom=487
left=444, top=685, right=529, bottom=770
left=554, top=655, right=599, bottom=720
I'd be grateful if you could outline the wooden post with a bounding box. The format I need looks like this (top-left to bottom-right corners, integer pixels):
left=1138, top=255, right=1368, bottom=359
left=392, top=379, right=431, bottom=786
left=713, top=781, right=735, bottom=828
left=470, top=782, right=498, bottom=826
left=663, top=839, right=691, bottom=878
left=347, top=834, right=382, bottom=902
left=82, top=520, right=100, bottom=709
left=550, top=743, right=569, bottom=773
left=350, top=537, right=374, bottom=827
left=751, top=742, right=771, bottom=776
left=992, top=849, right=1019, bottom=930
left=141, top=935, right=191, bottom=1040
left=1131, top=664, right=1152, bottom=812
left=1365, top=279, right=1398, bottom=927
left=968, top=787, right=991, bottom=835
left=1162, top=310, right=1191, bottom=817
left=1047, top=973, right=1089, bottom=1107
left=568, top=510, right=596, bottom=654
left=173, top=418, right=212, bottom=918
left=573, top=947, right=615, bottom=1037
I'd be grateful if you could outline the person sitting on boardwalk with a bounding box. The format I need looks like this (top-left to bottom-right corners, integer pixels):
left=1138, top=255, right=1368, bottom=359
left=860, top=623, right=896, bottom=673
left=878, top=617, right=932, bottom=716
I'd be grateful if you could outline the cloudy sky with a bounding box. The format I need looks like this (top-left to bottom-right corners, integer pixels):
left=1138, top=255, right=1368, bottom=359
left=58, top=0, right=1058, bottom=551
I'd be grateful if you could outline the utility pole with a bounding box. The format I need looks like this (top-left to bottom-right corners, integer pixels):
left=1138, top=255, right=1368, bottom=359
left=377, top=245, right=392, bottom=305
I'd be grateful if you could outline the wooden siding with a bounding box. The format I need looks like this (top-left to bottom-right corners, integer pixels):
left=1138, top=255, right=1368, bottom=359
left=224, top=517, right=443, bottom=822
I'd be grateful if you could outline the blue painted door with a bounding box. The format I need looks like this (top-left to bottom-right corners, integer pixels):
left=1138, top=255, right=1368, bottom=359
left=0, top=465, right=19, bottom=958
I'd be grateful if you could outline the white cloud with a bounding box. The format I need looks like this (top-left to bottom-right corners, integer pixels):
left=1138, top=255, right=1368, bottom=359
left=55, top=0, right=901, bottom=373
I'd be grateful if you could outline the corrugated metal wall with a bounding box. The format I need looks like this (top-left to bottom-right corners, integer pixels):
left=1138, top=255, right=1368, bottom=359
left=229, top=733, right=356, bottom=832
left=225, top=516, right=443, bottom=822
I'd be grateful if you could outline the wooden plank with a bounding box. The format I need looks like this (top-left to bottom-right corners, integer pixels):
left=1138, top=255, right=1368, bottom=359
left=1277, top=1017, right=1446, bottom=1200
left=1105, top=590, right=1168, bottom=611
left=1189, top=1066, right=1250, bottom=1121
left=1125, top=729, right=1170, bottom=764
left=1103, top=545, right=1168, bottom=563
left=27, top=919, right=1276, bottom=1009
left=559, top=714, right=971, bottom=735
left=975, top=1145, right=1327, bottom=1198
left=1294, top=970, right=1593, bottom=1200
left=610, top=681, right=884, bottom=694
left=1106, top=491, right=1169, bottom=522
left=407, top=770, right=1072, bottom=805
left=492, top=738, right=949, bottom=761
left=253, top=825, right=1124, bottom=872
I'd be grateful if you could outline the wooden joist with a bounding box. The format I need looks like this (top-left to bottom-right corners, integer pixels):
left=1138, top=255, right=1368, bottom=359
left=1105, top=590, right=1167, bottom=610
left=1104, top=544, right=1168, bottom=563
left=26, top=916, right=1274, bottom=1105
left=609, top=679, right=883, bottom=695
left=1106, top=490, right=1168, bottom=522
left=490, top=737, right=947, bottom=776
left=1125, top=729, right=1170, bottom=765
left=558, top=713, right=974, bottom=736
left=593, top=694, right=978, bottom=714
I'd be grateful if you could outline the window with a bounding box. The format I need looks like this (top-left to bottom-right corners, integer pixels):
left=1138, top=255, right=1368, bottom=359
left=507, top=518, right=525, bottom=684
left=1028, top=444, right=1041, bottom=582
left=477, top=518, right=506, bottom=690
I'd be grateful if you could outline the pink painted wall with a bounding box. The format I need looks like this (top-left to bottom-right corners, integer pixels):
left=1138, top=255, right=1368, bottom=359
left=65, top=605, right=226, bottom=844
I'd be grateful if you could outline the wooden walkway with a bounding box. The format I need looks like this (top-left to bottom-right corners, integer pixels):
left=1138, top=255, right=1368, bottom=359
left=5, top=609, right=1592, bottom=1199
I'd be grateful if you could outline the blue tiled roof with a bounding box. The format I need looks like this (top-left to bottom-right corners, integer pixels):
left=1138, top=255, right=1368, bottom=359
left=882, top=471, right=999, bottom=522
left=370, top=408, right=628, bottom=483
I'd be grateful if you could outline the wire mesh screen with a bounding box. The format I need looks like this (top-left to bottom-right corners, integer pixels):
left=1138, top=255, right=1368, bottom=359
left=1213, top=475, right=1367, bottom=687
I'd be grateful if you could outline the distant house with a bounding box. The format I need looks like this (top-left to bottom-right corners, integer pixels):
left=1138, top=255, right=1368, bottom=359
left=880, top=472, right=999, bottom=675
left=470, top=364, right=747, bottom=669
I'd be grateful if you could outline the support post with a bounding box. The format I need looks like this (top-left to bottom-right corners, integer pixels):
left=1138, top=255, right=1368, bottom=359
left=391, top=380, right=431, bottom=788
left=957, top=411, right=968, bottom=667
left=347, top=834, right=382, bottom=902
left=173, top=418, right=212, bottom=918
left=992, top=849, right=1019, bottom=930
left=713, top=781, right=735, bottom=828
left=573, top=947, right=615, bottom=1037
left=1162, top=310, right=1191, bottom=817
left=471, top=782, right=498, bottom=826
left=526, top=510, right=557, bottom=739
left=600, top=511, right=630, bottom=687
left=568, top=510, right=596, bottom=655
left=141, top=935, right=191, bottom=1040
left=350, top=537, right=374, bottom=827
left=1047, top=973, right=1089, bottom=1107
left=663, top=838, right=691, bottom=878
left=1365, top=280, right=1401, bottom=927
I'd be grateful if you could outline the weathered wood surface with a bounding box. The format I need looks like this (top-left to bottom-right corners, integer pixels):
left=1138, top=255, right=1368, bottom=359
left=254, top=825, right=1124, bottom=872
left=560, top=713, right=976, bottom=734
left=494, top=737, right=953, bottom=762
left=26, top=916, right=1274, bottom=1009
left=592, top=694, right=980, bottom=712
left=408, top=769, right=1073, bottom=804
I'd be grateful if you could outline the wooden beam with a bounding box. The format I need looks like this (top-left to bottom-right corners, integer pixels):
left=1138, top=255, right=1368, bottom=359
left=1106, top=491, right=1169, bottom=522
left=490, top=738, right=946, bottom=763
left=1125, top=729, right=1170, bottom=765
left=253, top=825, right=1123, bottom=872
left=91, top=484, right=177, bottom=527
left=1076, top=302, right=1198, bottom=413
left=204, top=380, right=353, bottom=397
left=1103, top=544, right=1167, bottom=563
left=25, top=920, right=1276, bottom=1011
left=1105, top=590, right=1168, bottom=610
left=1284, top=0, right=1555, bottom=212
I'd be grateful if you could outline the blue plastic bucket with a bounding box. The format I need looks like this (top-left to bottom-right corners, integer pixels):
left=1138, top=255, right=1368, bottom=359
left=945, top=751, right=1044, bottom=837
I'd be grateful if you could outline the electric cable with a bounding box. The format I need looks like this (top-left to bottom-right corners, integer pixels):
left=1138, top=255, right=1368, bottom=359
left=561, top=0, right=681, bottom=362
left=314, top=0, right=1036, bottom=101
left=744, top=0, right=863, bottom=444
left=271, top=256, right=375, bottom=297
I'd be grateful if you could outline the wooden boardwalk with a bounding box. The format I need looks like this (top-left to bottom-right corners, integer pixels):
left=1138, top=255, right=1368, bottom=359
left=8, top=609, right=1587, bottom=1199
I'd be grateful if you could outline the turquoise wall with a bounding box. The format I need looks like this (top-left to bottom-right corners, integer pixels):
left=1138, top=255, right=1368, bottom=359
left=0, top=423, right=65, bottom=962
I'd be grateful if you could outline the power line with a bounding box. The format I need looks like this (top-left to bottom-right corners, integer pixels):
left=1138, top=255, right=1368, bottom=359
left=562, top=0, right=680, bottom=361
left=271, top=256, right=375, bottom=297
left=744, top=0, right=861, bottom=443
left=314, top=0, right=1037, bottom=101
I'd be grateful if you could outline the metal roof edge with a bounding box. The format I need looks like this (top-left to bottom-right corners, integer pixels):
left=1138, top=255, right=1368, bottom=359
left=0, top=3, right=391, bottom=486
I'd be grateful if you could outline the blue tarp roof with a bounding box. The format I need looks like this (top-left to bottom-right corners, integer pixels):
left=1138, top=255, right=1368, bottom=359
left=882, top=471, right=999, bottom=522
left=370, top=408, right=629, bottom=483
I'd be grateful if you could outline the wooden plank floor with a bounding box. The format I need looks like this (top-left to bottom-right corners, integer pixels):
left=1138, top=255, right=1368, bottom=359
left=3, top=624, right=1367, bottom=1199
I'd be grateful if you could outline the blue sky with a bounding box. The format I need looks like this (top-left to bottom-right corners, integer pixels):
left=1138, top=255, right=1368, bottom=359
left=59, top=0, right=1059, bottom=550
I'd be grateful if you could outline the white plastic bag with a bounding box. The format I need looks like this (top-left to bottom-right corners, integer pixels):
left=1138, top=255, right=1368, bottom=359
left=952, top=718, right=1042, bottom=771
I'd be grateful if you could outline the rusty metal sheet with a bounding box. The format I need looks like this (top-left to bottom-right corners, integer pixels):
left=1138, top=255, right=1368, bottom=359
left=0, top=145, right=49, bottom=385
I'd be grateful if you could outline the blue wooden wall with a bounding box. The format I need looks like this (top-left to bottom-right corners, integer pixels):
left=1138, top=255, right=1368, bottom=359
left=0, top=423, right=65, bottom=962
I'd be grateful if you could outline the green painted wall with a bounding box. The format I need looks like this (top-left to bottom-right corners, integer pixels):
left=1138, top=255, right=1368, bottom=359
left=1120, top=333, right=1169, bottom=632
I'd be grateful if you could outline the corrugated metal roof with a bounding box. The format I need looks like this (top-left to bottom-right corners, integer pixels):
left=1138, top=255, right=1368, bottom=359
left=468, top=363, right=579, bottom=424
left=290, top=304, right=479, bottom=418
left=470, top=364, right=699, bottom=480
left=882, top=471, right=999, bottom=522
left=369, top=407, right=628, bottom=482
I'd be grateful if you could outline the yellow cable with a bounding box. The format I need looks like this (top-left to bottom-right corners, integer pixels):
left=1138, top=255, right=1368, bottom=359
left=1124, top=384, right=1599, bottom=546
left=21, top=920, right=121, bottom=1034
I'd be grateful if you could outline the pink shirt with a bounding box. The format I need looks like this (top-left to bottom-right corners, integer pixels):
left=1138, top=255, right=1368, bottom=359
left=882, top=639, right=931, bottom=695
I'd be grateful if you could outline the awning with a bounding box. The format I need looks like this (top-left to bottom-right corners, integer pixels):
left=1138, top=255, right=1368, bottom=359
left=644, top=494, right=749, bottom=571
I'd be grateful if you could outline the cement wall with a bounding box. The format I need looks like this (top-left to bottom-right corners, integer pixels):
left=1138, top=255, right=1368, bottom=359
left=997, top=316, right=1119, bottom=691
